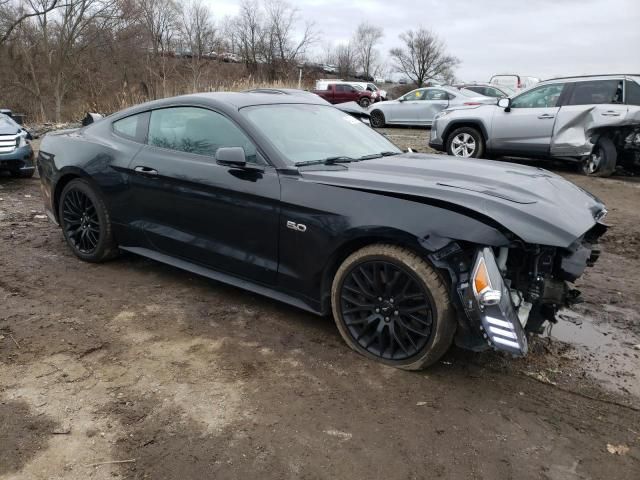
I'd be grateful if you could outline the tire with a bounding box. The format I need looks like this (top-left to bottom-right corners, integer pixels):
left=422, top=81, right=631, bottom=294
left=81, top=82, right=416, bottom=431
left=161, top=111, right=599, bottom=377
left=359, top=97, right=371, bottom=108
left=370, top=110, right=386, bottom=128
left=58, top=178, right=119, bottom=263
left=582, top=136, right=617, bottom=177
left=446, top=127, right=485, bottom=158
left=331, top=244, right=457, bottom=370
left=9, top=169, right=34, bottom=179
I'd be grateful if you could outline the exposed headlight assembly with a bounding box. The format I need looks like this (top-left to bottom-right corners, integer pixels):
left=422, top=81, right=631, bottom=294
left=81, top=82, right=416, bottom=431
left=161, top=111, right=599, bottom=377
left=461, top=247, right=528, bottom=356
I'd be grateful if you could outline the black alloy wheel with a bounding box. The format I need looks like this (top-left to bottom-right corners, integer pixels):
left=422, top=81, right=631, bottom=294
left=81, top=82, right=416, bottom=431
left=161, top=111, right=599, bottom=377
left=59, top=178, right=119, bottom=262
left=62, top=188, right=101, bottom=254
left=339, top=260, right=434, bottom=360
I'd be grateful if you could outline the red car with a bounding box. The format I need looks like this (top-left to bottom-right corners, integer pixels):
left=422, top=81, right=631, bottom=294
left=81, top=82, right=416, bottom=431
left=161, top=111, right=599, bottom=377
left=312, top=83, right=374, bottom=108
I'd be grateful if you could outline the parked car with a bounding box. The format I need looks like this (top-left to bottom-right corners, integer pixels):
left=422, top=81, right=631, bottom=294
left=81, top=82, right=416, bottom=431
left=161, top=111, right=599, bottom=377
left=243, top=88, right=371, bottom=124
left=369, top=86, right=494, bottom=128
left=312, top=83, right=375, bottom=108
left=454, top=83, right=515, bottom=98
left=0, top=113, right=35, bottom=178
left=489, top=74, right=539, bottom=93
left=316, top=79, right=383, bottom=101
left=37, top=92, right=607, bottom=369
left=429, top=74, right=640, bottom=176
left=322, top=64, right=337, bottom=74
left=221, top=52, right=242, bottom=63
left=348, top=81, right=388, bottom=101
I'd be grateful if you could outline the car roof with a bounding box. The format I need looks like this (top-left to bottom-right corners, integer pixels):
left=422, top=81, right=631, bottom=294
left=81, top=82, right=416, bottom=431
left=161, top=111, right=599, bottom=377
left=111, top=91, right=329, bottom=119
left=543, top=74, right=640, bottom=83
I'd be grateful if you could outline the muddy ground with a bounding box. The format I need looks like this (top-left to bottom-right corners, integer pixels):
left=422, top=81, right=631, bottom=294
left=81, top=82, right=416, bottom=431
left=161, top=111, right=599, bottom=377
left=1, top=129, right=639, bottom=479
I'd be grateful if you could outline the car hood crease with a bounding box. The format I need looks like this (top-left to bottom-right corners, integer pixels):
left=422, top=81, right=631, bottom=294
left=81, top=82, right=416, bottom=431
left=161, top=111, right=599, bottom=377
left=299, top=153, right=604, bottom=248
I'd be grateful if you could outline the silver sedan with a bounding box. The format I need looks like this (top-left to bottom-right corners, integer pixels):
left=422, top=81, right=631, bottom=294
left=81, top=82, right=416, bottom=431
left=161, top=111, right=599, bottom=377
left=369, top=86, right=494, bottom=128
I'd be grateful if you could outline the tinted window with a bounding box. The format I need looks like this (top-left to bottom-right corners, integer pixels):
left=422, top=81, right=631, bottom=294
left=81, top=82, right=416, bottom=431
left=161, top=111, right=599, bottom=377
left=148, top=107, right=257, bottom=162
left=566, top=80, right=623, bottom=105
left=336, top=84, right=351, bottom=92
left=626, top=80, right=640, bottom=105
left=511, top=84, right=564, bottom=108
left=113, top=114, right=145, bottom=140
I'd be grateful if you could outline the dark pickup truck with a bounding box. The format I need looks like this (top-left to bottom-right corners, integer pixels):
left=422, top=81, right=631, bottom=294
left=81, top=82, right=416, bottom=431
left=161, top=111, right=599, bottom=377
left=312, top=84, right=374, bottom=108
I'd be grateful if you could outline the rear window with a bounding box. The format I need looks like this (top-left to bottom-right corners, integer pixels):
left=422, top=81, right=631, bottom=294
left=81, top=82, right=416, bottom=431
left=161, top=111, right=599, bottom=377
left=626, top=80, right=640, bottom=105
left=112, top=113, right=147, bottom=141
left=566, top=80, right=623, bottom=105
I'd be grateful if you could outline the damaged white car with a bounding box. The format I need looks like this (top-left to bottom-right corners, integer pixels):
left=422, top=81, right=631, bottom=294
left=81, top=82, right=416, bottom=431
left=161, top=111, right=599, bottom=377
left=429, top=74, right=640, bottom=176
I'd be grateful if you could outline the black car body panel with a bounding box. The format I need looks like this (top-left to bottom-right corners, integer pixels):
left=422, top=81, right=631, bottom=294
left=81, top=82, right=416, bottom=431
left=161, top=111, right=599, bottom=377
left=37, top=92, right=608, bottom=356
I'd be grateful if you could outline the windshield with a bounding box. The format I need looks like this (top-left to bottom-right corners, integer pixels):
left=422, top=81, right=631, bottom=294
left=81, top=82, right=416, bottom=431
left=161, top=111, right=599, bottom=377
left=241, top=104, right=402, bottom=165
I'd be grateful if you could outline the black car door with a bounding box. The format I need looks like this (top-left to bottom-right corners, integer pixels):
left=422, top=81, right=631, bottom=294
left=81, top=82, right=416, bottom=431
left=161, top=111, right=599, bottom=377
left=126, top=106, right=281, bottom=284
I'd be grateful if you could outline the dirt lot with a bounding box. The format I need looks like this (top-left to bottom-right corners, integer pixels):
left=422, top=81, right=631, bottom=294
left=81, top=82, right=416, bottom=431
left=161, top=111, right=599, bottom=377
left=1, top=129, right=639, bottom=479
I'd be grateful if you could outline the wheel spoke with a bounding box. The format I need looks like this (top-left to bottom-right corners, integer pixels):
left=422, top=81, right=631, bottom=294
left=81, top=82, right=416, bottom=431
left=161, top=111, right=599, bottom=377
left=62, top=188, right=101, bottom=254
left=340, top=259, right=435, bottom=361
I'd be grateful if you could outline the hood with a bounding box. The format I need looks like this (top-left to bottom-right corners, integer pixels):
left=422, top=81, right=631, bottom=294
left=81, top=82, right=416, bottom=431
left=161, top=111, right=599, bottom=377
left=299, top=153, right=605, bottom=248
left=0, top=114, right=21, bottom=135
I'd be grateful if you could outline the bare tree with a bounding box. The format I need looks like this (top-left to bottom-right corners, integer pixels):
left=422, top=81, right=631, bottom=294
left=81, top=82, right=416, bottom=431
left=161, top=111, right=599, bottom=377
left=334, top=42, right=356, bottom=79
left=352, top=22, right=382, bottom=79
left=389, top=27, right=459, bottom=87
left=0, top=0, right=61, bottom=44
left=179, top=0, right=215, bottom=91
left=264, top=0, right=315, bottom=78
left=233, top=0, right=263, bottom=72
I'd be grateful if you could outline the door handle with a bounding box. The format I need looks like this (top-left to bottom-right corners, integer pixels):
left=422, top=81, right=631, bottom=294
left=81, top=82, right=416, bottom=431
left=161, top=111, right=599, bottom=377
left=134, top=166, right=158, bottom=176
left=537, top=114, right=555, bottom=119
left=601, top=111, right=621, bottom=117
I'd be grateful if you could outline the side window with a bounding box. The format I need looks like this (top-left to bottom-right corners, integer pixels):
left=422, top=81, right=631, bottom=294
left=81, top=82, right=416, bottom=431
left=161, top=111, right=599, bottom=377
left=566, top=80, right=623, bottom=106
left=148, top=107, right=259, bottom=163
left=403, top=89, right=426, bottom=101
left=113, top=113, right=146, bottom=141
left=425, top=89, right=449, bottom=101
left=511, top=84, right=564, bottom=108
left=626, top=80, right=640, bottom=106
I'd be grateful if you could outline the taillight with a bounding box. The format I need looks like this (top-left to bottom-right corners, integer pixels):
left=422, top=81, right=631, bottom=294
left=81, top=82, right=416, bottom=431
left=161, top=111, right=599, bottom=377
left=517, top=79, right=522, bottom=89
left=463, top=102, right=481, bottom=106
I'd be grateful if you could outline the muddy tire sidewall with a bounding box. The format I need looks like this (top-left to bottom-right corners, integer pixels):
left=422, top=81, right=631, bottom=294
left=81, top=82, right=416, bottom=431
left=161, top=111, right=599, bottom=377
left=331, top=244, right=457, bottom=370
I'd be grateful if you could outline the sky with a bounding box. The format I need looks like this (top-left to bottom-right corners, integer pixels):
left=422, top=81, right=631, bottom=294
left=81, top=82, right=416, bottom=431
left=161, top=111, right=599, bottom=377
left=205, top=0, right=640, bottom=82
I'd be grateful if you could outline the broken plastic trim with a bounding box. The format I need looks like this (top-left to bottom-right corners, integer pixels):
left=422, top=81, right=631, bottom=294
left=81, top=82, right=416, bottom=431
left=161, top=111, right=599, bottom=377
left=459, top=247, right=528, bottom=356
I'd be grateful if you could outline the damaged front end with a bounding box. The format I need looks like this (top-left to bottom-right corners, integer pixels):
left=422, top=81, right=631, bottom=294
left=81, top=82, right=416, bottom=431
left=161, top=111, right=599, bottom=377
left=432, top=220, right=608, bottom=356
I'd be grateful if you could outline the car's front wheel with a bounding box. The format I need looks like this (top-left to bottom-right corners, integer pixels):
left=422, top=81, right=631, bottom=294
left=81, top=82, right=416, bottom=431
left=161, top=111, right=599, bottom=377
left=59, top=178, right=119, bottom=262
left=446, top=127, right=485, bottom=158
left=582, top=136, right=617, bottom=177
left=370, top=110, right=386, bottom=128
left=331, top=244, right=456, bottom=370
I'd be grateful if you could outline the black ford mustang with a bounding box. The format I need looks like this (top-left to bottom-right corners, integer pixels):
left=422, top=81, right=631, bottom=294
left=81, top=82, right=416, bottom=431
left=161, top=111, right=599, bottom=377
left=37, top=92, right=608, bottom=369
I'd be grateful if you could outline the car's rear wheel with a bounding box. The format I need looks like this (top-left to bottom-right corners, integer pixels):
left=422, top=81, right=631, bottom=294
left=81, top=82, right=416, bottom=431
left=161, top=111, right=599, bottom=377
left=370, top=110, right=386, bottom=128
left=59, top=178, right=119, bottom=262
left=359, top=97, right=371, bottom=108
left=582, top=137, right=617, bottom=177
left=331, top=244, right=456, bottom=370
left=446, top=127, right=485, bottom=158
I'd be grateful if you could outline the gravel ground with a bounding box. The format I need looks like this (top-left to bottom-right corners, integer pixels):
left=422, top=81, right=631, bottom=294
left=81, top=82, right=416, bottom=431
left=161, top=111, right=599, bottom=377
left=1, top=130, right=639, bottom=479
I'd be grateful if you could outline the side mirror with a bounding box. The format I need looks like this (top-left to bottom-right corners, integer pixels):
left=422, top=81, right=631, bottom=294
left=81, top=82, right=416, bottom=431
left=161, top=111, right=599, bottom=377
left=398, top=97, right=405, bottom=102
left=215, top=147, right=264, bottom=172
left=498, top=98, right=511, bottom=110
left=216, top=147, right=247, bottom=168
